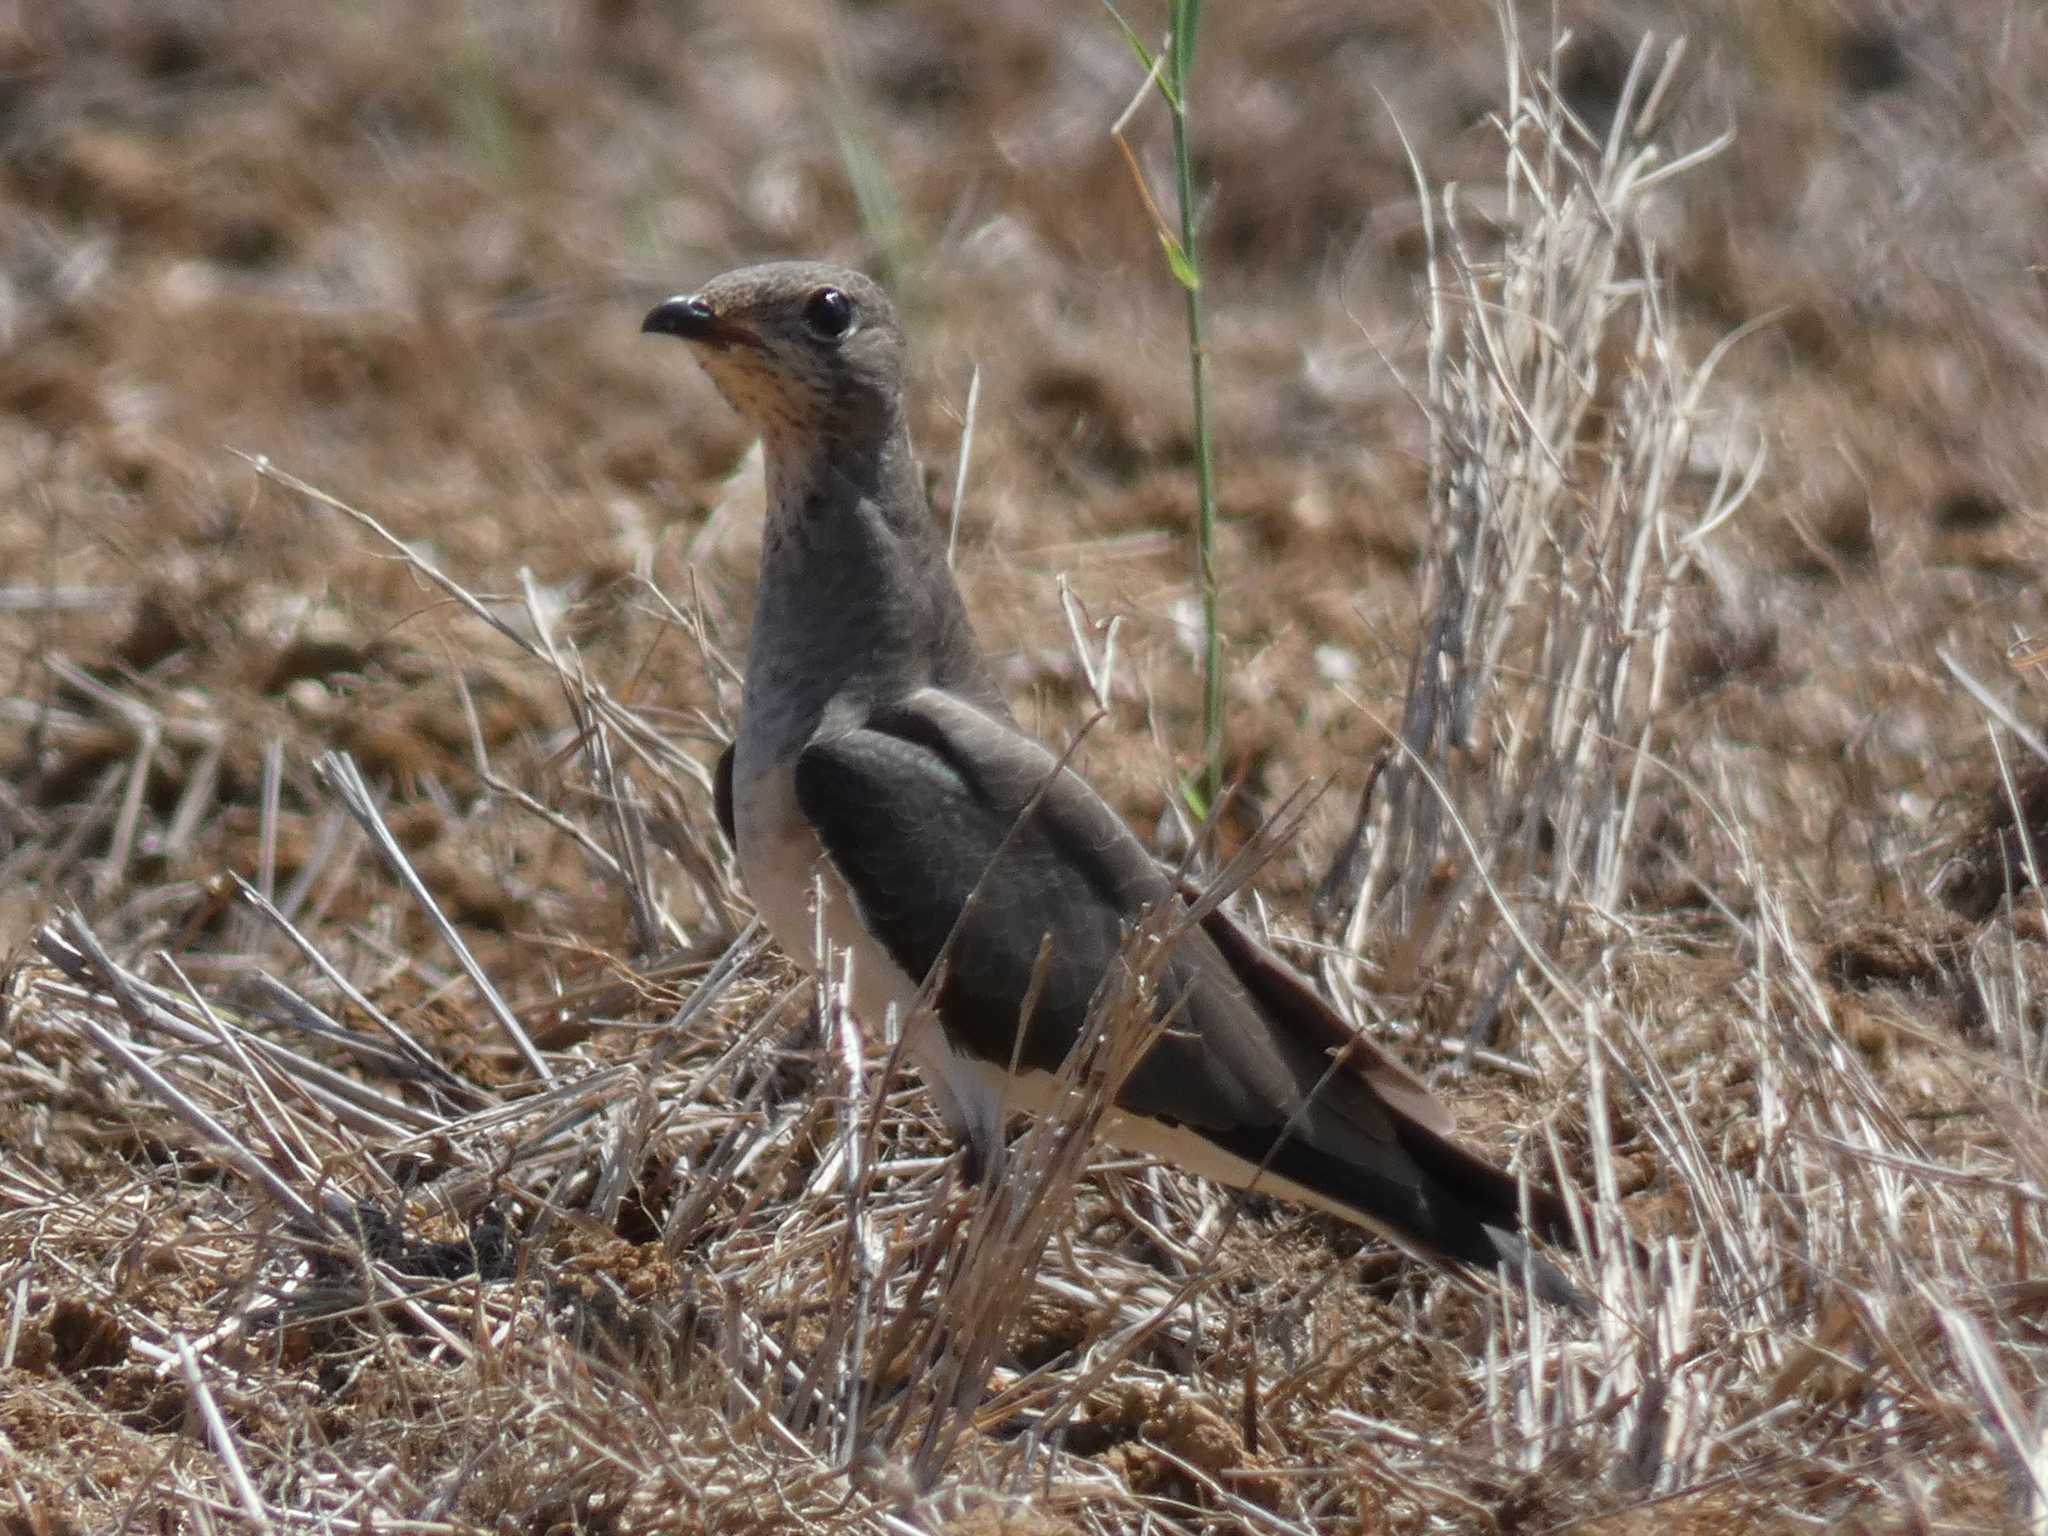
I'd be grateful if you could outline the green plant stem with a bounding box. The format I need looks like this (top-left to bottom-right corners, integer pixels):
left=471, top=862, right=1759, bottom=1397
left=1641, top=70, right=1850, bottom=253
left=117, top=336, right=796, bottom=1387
left=1168, top=9, right=1221, bottom=816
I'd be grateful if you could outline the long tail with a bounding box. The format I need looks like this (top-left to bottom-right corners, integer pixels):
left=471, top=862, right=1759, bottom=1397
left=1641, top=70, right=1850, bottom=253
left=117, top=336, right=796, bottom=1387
left=1396, top=1119, right=1591, bottom=1312
left=1192, top=894, right=1593, bottom=1308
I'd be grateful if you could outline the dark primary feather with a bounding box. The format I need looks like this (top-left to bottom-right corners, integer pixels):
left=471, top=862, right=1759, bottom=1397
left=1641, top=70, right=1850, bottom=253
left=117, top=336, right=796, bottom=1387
left=793, top=687, right=1579, bottom=1287
left=714, top=742, right=736, bottom=850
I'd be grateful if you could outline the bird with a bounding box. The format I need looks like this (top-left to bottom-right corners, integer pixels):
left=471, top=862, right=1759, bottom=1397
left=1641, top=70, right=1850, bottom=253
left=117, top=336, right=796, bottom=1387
left=642, top=261, right=1583, bottom=1302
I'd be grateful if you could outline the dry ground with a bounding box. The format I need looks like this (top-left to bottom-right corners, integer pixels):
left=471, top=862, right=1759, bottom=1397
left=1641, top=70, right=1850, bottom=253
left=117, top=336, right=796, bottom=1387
left=2, top=1, right=2047, bottom=1532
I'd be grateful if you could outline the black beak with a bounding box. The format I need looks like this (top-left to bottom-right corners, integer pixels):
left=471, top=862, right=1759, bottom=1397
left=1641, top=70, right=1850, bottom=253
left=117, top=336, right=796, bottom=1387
left=642, top=294, right=721, bottom=340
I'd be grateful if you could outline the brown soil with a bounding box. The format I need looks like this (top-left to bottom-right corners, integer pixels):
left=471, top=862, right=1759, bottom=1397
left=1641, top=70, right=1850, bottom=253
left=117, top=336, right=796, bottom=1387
left=2, top=2, right=2045, bottom=1532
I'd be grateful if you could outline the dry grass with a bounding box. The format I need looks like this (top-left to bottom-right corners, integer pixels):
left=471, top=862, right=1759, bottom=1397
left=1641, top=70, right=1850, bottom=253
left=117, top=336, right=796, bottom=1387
left=3, top=2, right=2047, bottom=1533
left=1315, top=27, right=1754, bottom=1055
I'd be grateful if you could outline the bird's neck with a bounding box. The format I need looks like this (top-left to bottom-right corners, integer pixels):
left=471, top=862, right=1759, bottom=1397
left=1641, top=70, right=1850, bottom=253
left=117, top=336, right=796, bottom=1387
left=737, top=412, right=1000, bottom=770
left=759, top=412, right=926, bottom=548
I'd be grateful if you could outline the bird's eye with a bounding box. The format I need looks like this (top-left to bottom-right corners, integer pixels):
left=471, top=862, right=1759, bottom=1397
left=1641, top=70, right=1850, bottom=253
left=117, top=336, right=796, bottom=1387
left=802, top=287, right=856, bottom=340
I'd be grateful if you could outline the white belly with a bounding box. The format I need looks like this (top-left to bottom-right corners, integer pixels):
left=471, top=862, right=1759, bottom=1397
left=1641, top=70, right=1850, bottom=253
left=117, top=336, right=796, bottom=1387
left=730, top=759, right=860, bottom=980
left=732, top=760, right=1011, bottom=1156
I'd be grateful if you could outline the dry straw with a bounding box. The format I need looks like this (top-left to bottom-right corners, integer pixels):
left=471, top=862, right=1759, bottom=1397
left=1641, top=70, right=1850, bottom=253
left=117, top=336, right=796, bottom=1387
left=6, top=16, right=2046, bottom=1535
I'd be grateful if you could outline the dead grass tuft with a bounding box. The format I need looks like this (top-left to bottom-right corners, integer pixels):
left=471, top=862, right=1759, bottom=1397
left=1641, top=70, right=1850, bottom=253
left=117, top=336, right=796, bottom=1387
left=1314, top=31, right=1759, bottom=1066
left=2, top=2, right=2047, bottom=1532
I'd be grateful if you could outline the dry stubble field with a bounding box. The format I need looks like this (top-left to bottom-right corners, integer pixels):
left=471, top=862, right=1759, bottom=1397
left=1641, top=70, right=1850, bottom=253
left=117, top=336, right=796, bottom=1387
left=2, top=2, right=2046, bottom=1532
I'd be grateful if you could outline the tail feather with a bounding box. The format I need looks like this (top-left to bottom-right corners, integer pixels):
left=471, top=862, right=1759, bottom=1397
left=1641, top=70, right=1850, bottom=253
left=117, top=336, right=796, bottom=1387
left=1191, top=893, right=1592, bottom=1307
left=1480, top=1225, right=1592, bottom=1313
left=1400, top=1120, right=1591, bottom=1311
left=1397, top=1117, right=1578, bottom=1250
left=1199, top=1108, right=1589, bottom=1307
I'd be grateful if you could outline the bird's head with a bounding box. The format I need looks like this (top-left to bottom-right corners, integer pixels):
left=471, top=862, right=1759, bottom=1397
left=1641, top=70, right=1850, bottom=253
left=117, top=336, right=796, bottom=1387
left=642, top=262, right=905, bottom=445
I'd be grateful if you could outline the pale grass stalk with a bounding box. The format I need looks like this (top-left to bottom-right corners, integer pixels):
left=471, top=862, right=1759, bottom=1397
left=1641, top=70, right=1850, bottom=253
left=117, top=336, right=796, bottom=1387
left=1322, top=30, right=1757, bottom=1055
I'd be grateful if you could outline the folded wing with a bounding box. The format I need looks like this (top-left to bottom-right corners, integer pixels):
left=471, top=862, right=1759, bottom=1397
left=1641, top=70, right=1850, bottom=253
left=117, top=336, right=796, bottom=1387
left=791, top=687, right=1579, bottom=1294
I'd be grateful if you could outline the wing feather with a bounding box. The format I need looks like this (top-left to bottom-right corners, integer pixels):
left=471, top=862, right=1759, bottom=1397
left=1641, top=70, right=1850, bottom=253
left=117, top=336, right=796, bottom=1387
left=791, top=687, right=1578, bottom=1279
